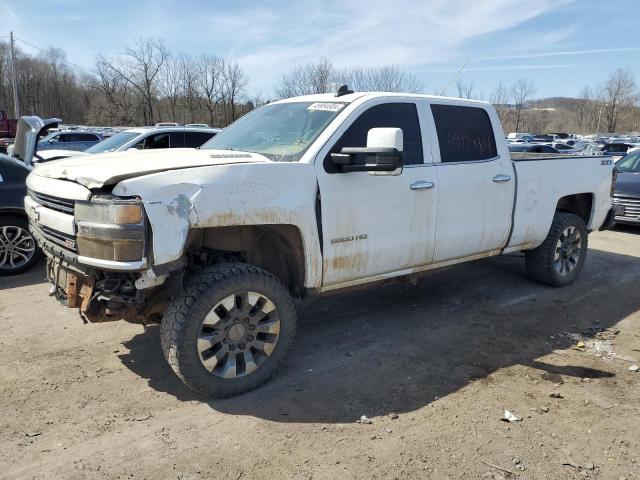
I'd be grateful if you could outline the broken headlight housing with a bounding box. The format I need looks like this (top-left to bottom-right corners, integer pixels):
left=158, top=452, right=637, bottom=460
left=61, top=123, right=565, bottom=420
left=75, top=197, right=146, bottom=262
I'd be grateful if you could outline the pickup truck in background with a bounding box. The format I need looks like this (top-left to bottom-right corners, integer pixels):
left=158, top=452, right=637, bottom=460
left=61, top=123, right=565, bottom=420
left=25, top=89, right=617, bottom=398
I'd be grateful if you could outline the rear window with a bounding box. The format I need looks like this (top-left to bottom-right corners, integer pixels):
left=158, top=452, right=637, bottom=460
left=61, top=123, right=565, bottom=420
left=431, top=104, right=497, bottom=163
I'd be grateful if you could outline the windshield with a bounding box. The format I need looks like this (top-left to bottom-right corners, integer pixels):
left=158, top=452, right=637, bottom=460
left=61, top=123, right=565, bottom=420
left=201, top=102, right=346, bottom=161
left=617, top=150, right=640, bottom=173
left=85, top=131, right=140, bottom=153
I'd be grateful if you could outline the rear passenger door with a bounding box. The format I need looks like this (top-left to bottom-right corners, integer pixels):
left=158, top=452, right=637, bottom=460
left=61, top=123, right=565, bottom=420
left=428, top=103, right=515, bottom=262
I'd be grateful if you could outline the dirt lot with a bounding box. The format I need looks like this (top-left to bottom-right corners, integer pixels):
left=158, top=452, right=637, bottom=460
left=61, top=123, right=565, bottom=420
left=1, top=227, right=639, bottom=480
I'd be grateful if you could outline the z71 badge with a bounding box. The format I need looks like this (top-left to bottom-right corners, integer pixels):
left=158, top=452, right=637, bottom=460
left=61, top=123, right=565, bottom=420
left=601, top=159, right=613, bottom=165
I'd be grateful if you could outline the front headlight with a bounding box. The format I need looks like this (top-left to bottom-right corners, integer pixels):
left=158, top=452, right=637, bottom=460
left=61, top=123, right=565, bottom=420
left=75, top=198, right=146, bottom=262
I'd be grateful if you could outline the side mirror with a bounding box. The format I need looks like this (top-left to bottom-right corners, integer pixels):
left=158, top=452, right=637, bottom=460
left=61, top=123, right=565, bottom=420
left=331, top=128, right=403, bottom=172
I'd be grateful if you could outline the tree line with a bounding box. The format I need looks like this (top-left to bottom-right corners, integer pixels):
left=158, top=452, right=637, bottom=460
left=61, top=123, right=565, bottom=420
left=1, top=38, right=639, bottom=134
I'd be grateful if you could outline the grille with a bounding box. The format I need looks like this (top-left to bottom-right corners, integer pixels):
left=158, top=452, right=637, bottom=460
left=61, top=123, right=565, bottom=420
left=614, top=196, right=640, bottom=218
left=41, top=226, right=78, bottom=252
left=28, top=190, right=75, bottom=214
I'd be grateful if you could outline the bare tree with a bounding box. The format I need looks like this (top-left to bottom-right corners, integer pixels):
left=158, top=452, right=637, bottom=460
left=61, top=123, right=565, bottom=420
left=158, top=56, right=183, bottom=122
left=96, top=38, right=169, bottom=124
left=94, top=58, right=140, bottom=124
left=490, top=80, right=512, bottom=131
left=337, top=65, right=423, bottom=93
left=511, top=79, right=535, bottom=132
left=275, top=57, right=334, bottom=98
left=455, top=78, right=475, bottom=99
left=573, top=86, right=594, bottom=133
left=601, top=69, right=637, bottom=133
left=195, top=54, right=224, bottom=126
left=221, top=59, right=247, bottom=125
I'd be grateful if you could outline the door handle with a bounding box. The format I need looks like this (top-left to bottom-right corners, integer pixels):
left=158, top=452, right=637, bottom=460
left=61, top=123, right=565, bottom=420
left=410, top=181, right=435, bottom=190
left=492, top=174, right=512, bottom=183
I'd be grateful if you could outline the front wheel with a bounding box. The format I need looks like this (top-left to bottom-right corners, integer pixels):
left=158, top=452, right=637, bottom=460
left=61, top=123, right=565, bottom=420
left=161, top=263, right=297, bottom=398
left=525, top=212, right=588, bottom=287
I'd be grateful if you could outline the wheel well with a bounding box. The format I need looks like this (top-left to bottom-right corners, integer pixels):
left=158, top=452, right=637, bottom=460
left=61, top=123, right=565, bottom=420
left=186, top=225, right=306, bottom=297
left=0, top=209, right=27, bottom=221
left=556, top=193, right=593, bottom=225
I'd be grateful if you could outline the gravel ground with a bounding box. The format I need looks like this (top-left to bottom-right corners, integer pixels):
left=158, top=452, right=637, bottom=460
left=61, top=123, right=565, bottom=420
left=1, top=226, right=639, bottom=480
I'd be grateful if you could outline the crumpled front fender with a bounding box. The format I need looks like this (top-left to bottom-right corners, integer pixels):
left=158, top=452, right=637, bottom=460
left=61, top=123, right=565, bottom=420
left=114, top=181, right=201, bottom=267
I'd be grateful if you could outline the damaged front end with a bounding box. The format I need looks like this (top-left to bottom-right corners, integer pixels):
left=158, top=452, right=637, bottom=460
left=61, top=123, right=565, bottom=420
left=27, top=184, right=175, bottom=324
left=46, top=258, right=147, bottom=323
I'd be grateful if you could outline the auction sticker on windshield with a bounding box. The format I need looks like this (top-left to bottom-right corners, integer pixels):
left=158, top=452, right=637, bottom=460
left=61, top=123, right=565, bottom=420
left=307, top=103, right=345, bottom=112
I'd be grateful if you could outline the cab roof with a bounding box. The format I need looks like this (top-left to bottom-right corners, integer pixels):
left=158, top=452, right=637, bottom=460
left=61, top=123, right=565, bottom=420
left=273, top=91, right=490, bottom=106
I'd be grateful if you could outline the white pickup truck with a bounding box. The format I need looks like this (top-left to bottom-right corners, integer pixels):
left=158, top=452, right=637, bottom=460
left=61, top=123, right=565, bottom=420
left=24, top=89, right=617, bottom=397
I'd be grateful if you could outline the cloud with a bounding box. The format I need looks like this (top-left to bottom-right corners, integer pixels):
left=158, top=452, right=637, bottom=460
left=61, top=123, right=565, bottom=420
left=477, top=47, right=640, bottom=61
left=0, top=0, right=19, bottom=30
left=424, top=63, right=591, bottom=73
left=210, top=0, right=576, bottom=92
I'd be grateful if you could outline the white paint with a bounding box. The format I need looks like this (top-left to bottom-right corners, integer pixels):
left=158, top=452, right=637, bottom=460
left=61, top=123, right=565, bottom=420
left=367, top=128, right=403, bottom=150
left=33, top=148, right=270, bottom=190
left=25, top=92, right=614, bottom=292
left=24, top=196, right=75, bottom=235
left=26, top=174, right=90, bottom=201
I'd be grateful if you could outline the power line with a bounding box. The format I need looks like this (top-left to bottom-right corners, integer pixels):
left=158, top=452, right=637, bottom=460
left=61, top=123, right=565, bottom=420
left=14, top=36, right=96, bottom=76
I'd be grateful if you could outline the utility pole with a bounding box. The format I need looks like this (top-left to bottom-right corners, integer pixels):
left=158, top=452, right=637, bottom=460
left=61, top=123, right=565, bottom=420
left=10, top=31, right=21, bottom=118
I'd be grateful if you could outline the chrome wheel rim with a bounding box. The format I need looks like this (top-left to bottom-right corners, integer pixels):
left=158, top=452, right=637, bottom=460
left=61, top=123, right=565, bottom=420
left=554, top=226, right=581, bottom=276
left=0, top=226, right=36, bottom=271
left=197, top=292, right=281, bottom=379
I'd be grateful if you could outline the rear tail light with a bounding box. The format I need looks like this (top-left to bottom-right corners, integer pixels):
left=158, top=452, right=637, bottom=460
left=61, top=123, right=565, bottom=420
left=611, top=167, right=618, bottom=197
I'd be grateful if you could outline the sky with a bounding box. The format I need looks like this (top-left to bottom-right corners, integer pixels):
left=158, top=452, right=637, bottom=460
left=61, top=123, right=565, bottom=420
left=2, top=0, right=639, bottom=100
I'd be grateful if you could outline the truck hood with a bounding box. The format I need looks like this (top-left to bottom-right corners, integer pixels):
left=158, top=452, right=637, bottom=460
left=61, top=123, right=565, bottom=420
left=32, top=148, right=270, bottom=189
left=12, top=116, right=61, bottom=165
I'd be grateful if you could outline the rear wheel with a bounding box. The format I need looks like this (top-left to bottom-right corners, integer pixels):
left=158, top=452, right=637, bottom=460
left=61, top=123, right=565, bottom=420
left=0, top=216, right=40, bottom=276
left=525, top=212, right=588, bottom=286
left=161, top=263, right=297, bottom=398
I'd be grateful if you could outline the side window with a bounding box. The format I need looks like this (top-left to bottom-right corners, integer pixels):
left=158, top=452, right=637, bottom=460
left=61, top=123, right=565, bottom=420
left=69, top=133, right=95, bottom=142
left=169, top=132, right=185, bottom=148
left=56, top=134, right=67, bottom=143
left=137, top=133, right=170, bottom=149
left=430, top=104, right=497, bottom=163
left=184, top=132, right=216, bottom=148
left=324, top=102, right=423, bottom=173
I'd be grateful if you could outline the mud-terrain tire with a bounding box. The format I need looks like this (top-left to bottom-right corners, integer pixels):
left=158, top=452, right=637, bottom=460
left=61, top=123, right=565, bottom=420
left=525, top=212, right=588, bottom=287
left=0, top=216, right=40, bottom=276
left=161, top=263, right=297, bottom=398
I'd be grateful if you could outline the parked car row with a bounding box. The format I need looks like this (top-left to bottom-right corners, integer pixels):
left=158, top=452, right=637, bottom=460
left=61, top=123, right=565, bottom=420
left=507, top=131, right=640, bottom=159
left=38, top=126, right=221, bottom=161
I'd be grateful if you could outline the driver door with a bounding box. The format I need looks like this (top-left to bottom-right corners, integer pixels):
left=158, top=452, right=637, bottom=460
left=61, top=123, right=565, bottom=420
left=315, top=100, right=439, bottom=287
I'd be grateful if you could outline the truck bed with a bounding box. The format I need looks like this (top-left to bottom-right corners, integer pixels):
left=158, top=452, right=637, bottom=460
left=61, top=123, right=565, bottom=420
left=506, top=153, right=614, bottom=253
